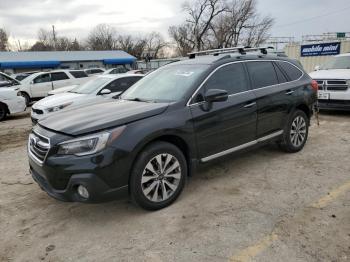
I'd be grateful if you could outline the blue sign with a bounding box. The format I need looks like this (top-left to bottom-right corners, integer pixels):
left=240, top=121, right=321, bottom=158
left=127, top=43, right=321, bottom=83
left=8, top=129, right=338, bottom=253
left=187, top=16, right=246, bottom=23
left=301, top=42, right=341, bottom=57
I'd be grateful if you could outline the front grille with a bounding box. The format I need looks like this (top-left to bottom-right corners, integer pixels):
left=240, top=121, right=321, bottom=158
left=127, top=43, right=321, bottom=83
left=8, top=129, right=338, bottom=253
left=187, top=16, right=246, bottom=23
left=29, top=132, right=50, bottom=163
left=327, top=85, right=348, bottom=91
left=315, top=79, right=348, bottom=92
left=32, top=108, right=44, bottom=114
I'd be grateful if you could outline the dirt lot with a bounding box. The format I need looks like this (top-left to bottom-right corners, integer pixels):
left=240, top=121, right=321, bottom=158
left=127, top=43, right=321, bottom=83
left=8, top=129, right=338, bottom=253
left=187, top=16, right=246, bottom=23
left=0, top=109, right=349, bottom=262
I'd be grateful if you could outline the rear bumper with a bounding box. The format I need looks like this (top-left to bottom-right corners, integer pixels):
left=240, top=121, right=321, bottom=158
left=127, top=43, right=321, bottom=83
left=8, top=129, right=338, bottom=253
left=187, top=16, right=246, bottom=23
left=318, top=99, right=350, bottom=111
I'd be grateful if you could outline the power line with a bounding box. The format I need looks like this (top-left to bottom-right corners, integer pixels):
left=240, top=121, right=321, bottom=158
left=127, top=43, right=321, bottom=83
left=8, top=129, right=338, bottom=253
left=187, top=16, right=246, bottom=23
left=275, top=5, right=350, bottom=28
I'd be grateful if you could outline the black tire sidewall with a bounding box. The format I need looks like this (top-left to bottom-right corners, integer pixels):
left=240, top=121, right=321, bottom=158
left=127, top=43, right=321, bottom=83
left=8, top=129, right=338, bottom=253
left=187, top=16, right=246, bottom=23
left=130, top=141, right=187, bottom=210
left=282, top=110, right=309, bottom=152
left=0, top=104, right=6, bottom=121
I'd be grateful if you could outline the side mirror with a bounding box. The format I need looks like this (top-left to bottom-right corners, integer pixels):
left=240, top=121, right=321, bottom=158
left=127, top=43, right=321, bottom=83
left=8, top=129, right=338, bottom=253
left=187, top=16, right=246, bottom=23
left=314, top=65, right=320, bottom=71
left=30, top=80, right=34, bottom=84
left=100, top=89, right=111, bottom=95
left=204, top=89, right=228, bottom=103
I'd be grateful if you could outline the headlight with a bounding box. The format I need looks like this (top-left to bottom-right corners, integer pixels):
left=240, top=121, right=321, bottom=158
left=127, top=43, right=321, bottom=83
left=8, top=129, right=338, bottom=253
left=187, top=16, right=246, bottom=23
left=57, top=126, right=126, bottom=156
left=46, top=102, right=72, bottom=113
left=347, top=80, right=350, bottom=87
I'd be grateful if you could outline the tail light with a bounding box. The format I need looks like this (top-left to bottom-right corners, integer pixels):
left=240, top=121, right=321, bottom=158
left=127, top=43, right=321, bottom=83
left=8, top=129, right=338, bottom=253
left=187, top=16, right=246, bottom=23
left=311, top=80, right=318, bottom=92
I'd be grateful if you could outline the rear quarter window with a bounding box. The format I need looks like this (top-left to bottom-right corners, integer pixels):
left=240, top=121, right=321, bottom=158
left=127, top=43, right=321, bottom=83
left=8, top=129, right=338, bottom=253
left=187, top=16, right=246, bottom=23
left=277, top=61, right=303, bottom=81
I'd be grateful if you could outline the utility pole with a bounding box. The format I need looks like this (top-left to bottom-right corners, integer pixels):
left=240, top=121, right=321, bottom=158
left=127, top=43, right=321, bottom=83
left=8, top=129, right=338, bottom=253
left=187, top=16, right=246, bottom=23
left=52, top=25, right=56, bottom=50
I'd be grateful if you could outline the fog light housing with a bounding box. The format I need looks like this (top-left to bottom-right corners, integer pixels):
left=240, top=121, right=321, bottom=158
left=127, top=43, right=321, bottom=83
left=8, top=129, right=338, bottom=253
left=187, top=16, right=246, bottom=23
left=77, top=185, right=89, bottom=199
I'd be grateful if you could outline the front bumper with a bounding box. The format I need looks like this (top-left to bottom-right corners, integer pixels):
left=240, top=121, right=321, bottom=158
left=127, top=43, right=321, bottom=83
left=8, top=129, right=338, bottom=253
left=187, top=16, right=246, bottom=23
left=30, top=166, right=128, bottom=202
left=318, top=99, right=350, bottom=111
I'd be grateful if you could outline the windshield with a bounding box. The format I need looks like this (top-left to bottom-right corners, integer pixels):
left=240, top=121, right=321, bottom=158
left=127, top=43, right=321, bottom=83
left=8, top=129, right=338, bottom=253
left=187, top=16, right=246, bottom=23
left=321, top=56, right=350, bottom=70
left=70, top=77, right=111, bottom=94
left=121, top=64, right=209, bottom=102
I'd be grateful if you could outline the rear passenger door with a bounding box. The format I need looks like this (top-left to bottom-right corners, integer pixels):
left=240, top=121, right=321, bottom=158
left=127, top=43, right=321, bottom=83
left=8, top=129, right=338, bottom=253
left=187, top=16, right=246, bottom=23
left=51, top=72, right=72, bottom=90
left=245, top=61, right=291, bottom=138
left=189, top=62, right=257, bottom=160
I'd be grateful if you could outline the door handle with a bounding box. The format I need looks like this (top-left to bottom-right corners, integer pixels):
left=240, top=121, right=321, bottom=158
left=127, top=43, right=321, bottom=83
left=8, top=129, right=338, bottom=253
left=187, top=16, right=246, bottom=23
left=244, top=102, right=256, bottom=108
left=285, top=90, right=294, bottom=95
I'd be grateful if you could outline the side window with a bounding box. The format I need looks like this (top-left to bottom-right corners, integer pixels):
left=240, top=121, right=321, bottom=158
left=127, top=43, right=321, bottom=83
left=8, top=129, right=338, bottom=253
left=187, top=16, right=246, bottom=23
left=277, top=61, right=303, bottom=81
left=246, top=61, right=278, bottom=89
left=202, top=63, right=249, bottom=95
left=34, top=74, right=51, bottom=84
left=105, top=77, right=142, bottom=93
left=51, top=72, right=69, bottom=81
left=273, top=63, right=288, bottom=84
left=69, top=71, right=88, bottom=78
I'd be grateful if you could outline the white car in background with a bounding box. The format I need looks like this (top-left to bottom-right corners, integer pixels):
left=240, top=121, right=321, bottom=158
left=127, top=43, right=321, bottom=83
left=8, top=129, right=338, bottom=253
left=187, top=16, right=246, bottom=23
left=31, top=74, right=143, bottom=124
left=0, top=87, right=26, bottom=121
left=103, top=66, right=129, bottom=75
left=18, top=70, right=92, bottom=105
left=84, top=68, right=105, bottom=76
left=310, top=53, right=350, bottom=110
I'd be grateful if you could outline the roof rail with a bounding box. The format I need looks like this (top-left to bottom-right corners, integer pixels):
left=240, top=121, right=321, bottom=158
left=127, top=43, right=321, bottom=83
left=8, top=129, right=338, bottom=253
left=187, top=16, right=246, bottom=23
left=188, top=46, right=274, bottom=59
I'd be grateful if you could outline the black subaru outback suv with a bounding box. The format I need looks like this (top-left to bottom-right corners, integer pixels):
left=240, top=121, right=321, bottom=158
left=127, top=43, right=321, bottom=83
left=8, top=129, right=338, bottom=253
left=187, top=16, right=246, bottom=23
left=28, top=47, right=317, bottom=210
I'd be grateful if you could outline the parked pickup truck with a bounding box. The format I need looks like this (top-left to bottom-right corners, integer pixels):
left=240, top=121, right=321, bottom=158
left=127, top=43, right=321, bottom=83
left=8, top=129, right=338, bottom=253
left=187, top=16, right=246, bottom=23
left=18, top=70, right=93, bottom=105
left=309, top=53, right=350, bottom=111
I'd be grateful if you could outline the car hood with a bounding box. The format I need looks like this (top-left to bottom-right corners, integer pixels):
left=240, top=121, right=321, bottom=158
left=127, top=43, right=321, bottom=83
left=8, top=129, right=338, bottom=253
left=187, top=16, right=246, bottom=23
left=33, top=92, right=86, bottom=109
left=309, top=69, right=350, bottom=80
left=48, top=85, right=79, bottom=95
left=39, top=100, right=169, bottom=136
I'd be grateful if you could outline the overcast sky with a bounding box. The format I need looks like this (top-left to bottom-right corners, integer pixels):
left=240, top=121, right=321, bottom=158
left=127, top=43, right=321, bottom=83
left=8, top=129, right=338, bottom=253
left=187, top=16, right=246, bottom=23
left=1, top=0, right=350, bottom=45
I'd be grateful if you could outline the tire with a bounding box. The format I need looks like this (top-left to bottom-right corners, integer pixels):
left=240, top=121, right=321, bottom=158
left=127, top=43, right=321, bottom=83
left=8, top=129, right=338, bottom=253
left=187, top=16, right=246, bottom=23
left=0, top=103, right=7, bottom=121
left=279, top=110, right=309, bottom=153
left=20, top=92, right=30, bottom=106
left=129, top=141, right=187, bottom=210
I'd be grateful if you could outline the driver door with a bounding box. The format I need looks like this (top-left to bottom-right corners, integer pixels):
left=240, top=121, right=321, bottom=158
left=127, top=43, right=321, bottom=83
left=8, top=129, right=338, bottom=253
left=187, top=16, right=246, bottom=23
left=189, top=63, right=257, bottom=160
left=30, top=73, right=52, bottom=98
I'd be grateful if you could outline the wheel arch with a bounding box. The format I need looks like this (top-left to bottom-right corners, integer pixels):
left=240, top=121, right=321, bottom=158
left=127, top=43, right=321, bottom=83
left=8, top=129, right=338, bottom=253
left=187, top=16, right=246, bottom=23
left=131, top=134, right=193, bottom=178
left=295, top=103, right=311, bottom=119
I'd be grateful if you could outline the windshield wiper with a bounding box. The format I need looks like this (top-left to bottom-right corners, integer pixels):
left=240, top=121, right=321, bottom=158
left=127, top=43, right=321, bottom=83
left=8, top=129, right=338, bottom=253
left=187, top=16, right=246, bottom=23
left=124, top=97, right=155, bottom=103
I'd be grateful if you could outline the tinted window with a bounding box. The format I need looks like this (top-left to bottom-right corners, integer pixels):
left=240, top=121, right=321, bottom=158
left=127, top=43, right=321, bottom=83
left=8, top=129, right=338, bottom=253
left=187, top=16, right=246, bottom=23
left=273, top=63, right=288, bottom=84
left=70, top=71, right=88, bottom=78
left=91, top=69, right=103, bottom=74
left=105, top=77, right=142, bottom=93
left=202, top=63, right=249, bottom=95
left=34, top=74, right=51, bottom=84
left=246, top=62, right=278, bottom=88
left=277, top=61, right=303, bottom=81
left=51, top=72, right=69, bottom=81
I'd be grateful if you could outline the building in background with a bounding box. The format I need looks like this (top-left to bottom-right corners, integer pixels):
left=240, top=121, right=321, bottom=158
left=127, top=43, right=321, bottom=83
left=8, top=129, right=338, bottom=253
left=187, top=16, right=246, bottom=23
left=0, top=50, right=136, bottom=74
left=284, top=32, right=350, bottom=72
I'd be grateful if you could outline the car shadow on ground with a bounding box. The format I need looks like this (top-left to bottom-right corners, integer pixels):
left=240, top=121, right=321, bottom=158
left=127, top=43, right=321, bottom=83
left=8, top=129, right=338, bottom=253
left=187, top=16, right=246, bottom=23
left=34, top=143, right=281, bottom=223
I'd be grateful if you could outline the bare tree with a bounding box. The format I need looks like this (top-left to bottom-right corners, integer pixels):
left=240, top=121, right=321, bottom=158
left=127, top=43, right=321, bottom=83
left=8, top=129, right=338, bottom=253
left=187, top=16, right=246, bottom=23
left=183, top=0, right=227, bottom=51
left=87, top=24, right=118, bottom=50
left=144, top=32, right=167, bottom=58
left=169, top=0, right=274, bottom=54
left=0, top=28, right=9, bottom=51
left=168, top=24, right=194, bottom=56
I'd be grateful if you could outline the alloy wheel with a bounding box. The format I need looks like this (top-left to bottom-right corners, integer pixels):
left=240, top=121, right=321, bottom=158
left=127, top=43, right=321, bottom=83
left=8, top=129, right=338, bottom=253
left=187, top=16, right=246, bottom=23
left=290, top=116, right=307, bottom=147
left=141, top=153, right=181, bottom=202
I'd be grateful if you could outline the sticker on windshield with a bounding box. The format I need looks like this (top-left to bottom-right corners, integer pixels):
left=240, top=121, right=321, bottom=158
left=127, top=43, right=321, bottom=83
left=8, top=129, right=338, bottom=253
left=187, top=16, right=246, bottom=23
left=175, top=71, right=194, bottom=77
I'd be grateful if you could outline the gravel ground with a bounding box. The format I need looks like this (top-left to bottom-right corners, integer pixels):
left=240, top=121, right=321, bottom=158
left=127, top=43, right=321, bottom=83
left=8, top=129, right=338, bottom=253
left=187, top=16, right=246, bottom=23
left=0, top=109, right=349, bottom=262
